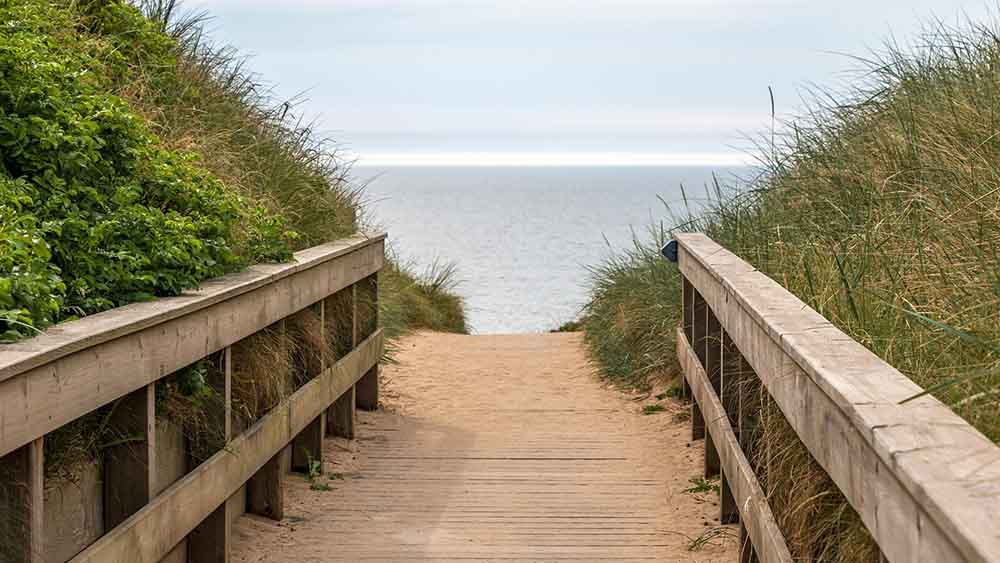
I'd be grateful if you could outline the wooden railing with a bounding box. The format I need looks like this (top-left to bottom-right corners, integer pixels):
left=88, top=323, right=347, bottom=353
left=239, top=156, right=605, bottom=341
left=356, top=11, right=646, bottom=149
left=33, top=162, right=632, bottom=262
left=0, top=234, right=385, bottom=563
left=673, top=233, right=1000, bottom=563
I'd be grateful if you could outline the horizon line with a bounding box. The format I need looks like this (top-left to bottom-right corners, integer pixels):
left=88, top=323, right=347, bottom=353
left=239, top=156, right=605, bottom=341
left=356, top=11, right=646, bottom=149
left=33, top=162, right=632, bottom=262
left=349, top=151, right=754, bottom=167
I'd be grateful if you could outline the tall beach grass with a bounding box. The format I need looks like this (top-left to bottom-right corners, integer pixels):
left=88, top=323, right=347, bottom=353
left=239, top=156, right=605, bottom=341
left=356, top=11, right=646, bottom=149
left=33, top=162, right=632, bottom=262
left=7, top=0, right=465, bottom=487
left=583, top=14, right=1000, bottom=562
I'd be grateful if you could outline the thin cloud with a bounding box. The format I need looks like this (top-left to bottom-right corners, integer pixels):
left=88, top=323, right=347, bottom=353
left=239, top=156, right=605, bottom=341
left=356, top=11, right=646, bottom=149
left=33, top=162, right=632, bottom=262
left=353, top=151, right=753, bottom=167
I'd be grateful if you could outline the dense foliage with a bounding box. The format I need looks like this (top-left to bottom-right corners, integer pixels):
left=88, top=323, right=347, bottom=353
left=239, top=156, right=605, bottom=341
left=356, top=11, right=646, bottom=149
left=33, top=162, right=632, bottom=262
left=0, top=0, right=292, bottom=341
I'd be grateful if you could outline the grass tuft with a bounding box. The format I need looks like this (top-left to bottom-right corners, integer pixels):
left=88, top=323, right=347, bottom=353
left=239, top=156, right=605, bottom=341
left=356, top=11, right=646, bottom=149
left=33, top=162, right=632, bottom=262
left=582, top=11, right=1000, bottom=562
left=641, top=404, right=667, bottom=415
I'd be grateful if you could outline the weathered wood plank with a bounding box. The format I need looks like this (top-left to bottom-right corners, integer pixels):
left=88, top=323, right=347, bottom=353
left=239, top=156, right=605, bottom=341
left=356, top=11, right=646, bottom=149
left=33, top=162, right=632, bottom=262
left=356, top=367, right=379, bottom=411
left=0, top=234, right=385, bottom=382
left=676, top=233, right=1000, bottom=563
left=27, top=439, right=42, bottom=563
left=246, top=449, right=288, bottom=522
left=188, top=349, right=233, bottom=563
left=691, top=287, right=707, bottom=441
left=0, top=437, right=43, bottom=563
left=0, top=236, right=385, bottom=459
left=291, top=415, right=325, bottom=473
left=739, top=524, right=755, bottom=563
left=70, top=330, right=383, bottom=563
left=187, top=504, right=229, bottom=563
left=703, top=306, right=722, bottom=478
left=329, top=386, right=356, bottom=439
left=103, top=384, right=156, bottom=531
left=677, top=327, right=792, bottom=563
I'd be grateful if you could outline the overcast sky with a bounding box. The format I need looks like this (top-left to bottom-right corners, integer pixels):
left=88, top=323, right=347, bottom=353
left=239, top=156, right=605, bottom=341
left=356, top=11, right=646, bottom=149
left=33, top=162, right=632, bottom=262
left=187, top=0, right=992, bottom=165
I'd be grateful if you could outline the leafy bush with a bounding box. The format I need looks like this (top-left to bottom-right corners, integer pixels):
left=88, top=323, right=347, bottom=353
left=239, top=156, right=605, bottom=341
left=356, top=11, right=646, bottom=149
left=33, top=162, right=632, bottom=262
left=0, top=0, right=293, bottom=341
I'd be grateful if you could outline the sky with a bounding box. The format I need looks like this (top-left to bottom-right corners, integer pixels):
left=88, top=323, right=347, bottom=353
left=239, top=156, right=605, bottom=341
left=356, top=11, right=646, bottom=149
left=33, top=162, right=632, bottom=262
left=187, top=0, right=993, bottom=166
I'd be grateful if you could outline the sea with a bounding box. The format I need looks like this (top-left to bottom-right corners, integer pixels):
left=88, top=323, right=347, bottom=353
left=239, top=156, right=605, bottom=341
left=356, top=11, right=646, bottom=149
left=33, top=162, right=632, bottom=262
left=355, top=166, right=748, bottom=334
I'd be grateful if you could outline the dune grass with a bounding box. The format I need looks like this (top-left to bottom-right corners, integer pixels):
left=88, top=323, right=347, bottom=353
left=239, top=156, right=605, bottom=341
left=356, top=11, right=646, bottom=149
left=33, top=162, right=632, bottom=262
left=583, top=14, right=1000, bottom=562
left=135, top=0, right=468, bottom=340
left=1, top=0, right=465, bottom=486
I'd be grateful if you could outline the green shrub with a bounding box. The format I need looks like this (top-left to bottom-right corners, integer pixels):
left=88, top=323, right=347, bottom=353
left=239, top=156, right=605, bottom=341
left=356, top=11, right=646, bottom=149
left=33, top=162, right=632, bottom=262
left=0, top=0, right=292, bottom=341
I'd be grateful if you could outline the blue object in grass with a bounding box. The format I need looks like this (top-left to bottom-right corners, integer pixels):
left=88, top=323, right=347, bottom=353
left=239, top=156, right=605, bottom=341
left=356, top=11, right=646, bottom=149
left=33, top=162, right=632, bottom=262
left=661, top=240, right=678, bottom=262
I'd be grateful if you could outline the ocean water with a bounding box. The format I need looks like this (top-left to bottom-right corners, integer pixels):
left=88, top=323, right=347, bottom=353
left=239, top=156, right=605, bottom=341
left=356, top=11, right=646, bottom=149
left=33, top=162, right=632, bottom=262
left=357, top=166, right=747, bottom=334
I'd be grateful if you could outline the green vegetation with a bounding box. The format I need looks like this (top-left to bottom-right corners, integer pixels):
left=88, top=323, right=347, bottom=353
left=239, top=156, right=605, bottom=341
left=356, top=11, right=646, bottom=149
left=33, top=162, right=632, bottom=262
left=641, top=403, right=666, bottom=415
left=302, top=450, right=330, bottom=491
left=683, top=476, right=720, bottom=496
left=381, top=257, right=467, bottom=338
left=0, top=0, right=295, bottom=341
left=0, top=0, right=466, bottom=343
left=583, top=14, right=1000, bottom=563
left=583, top=225, right=680, bottom=389
left=0, top=0, right=465, bottom=487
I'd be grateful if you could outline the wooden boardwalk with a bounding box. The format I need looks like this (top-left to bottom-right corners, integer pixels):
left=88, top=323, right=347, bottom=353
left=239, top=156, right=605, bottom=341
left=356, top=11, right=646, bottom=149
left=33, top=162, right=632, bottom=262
left=232, top=332, right=734, bottom=562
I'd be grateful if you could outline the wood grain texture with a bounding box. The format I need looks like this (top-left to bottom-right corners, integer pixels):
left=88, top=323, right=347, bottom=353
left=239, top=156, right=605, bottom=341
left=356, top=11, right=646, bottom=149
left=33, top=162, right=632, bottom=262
left=676, top=233, right=1000, bottom=563
left=247, top=449, right=288, bottom=522
left=0, top=234, right=385, bottom=383
left=103, top=384, right=155, bottom=531
left=0, top=236, right=384, bottom=459
left=328, top=386, right=356, bottom=440
left=678, top=328, right=792, bottom=563
left=69, top=330, right=382, bottom=563
left=231, top=332, right=737, bottom=563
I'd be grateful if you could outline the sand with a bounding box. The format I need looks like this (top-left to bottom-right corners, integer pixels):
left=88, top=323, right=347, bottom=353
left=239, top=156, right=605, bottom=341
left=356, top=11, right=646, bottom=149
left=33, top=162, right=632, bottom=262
left=231, top=331, right=736, bottom=562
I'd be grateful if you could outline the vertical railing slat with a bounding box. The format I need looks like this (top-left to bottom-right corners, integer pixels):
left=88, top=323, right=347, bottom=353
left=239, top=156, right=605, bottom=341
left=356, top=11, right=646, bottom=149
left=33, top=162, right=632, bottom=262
left=103, top=384, right=156, bottom=530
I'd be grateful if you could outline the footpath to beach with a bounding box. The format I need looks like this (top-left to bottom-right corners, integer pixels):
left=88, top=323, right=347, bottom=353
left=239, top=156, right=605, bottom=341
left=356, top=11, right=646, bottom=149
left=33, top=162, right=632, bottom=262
left=231, top=331, right=735, bottom=562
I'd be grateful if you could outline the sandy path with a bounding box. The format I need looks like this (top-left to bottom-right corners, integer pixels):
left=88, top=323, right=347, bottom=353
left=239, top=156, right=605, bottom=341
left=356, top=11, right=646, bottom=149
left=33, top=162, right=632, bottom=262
left=231, top=332, right=735, bottom=562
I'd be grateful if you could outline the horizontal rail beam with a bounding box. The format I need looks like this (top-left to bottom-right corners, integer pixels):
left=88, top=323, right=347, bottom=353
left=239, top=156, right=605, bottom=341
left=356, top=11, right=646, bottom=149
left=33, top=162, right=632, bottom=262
left=677, top=327, right=792, bottom=563
left=675, top=233, right=1000, bottom=563
left=0, top=235, right=385, bottom=458
left=70, top=329, right=383, bottom=563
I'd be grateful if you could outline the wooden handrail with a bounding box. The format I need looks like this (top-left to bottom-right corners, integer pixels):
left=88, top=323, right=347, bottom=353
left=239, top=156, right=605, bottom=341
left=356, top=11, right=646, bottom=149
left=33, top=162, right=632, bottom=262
left=0, top=234, right=385, bottom=459
left=675, top=232, right=1000, bottom=563
left=0, top=234, right=385, bottom=563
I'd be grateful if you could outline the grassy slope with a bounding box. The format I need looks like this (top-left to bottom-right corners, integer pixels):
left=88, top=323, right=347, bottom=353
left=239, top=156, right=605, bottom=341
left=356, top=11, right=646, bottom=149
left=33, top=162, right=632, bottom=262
left=136, top=0, right=467, bottom=338
left=0, top=0, right=466, bottom=337
left=1, top=0, right=465, bottom=489
left=583, top=17, right=1000, bottom=563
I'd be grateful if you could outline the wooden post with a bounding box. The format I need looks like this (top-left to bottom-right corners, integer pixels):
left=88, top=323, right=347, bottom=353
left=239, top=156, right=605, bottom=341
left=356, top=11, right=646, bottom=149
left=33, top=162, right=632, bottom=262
left=719, top=330, right=741, bottom=524
left=328, top=289, right=360, bottom=435
left=720, top=468, right=739, bottom=524
left=739, top=523, right=756, bottom=563
left=188, top=506, right=229, bottom=563
left=680, top=277, right=694, bottom=400
left=354, top=279, right=380, bottom=411
left=247, top=447, right=289, bottom=521
left=703, top=306, right=722, bottom=478
left=319, top=299, right=328, bottom=372
left=356, top=366, right=379, bottom=411
left=352, top=283, right=359, bottom=350
left=291, top=415, right=325, bottom=473
left=104, top=384, right=155, bottom=531
left=738, top=355, right=761, bottom=466
left=683, top=277, right=694, bottom=347
left=0, top=438, right=43, bottom=563
left=690, top=287, right=707, bottom=441
left=330, top=386, right=357, bottom=439
left=188, top=349, right=233, bottom=562
left=27, top=439, right=42, bottom=563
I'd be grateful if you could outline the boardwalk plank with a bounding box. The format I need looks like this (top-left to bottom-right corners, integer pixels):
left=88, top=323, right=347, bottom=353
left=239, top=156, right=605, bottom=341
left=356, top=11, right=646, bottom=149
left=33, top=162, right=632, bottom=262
left=231, top=333, right=736, bottom=562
